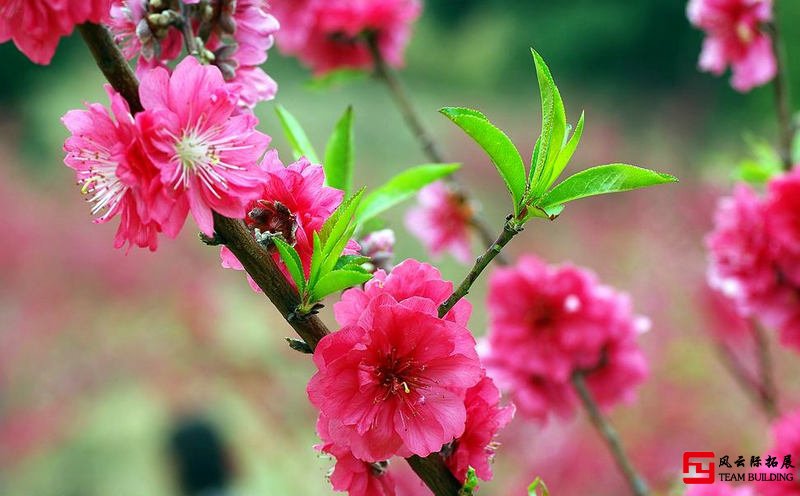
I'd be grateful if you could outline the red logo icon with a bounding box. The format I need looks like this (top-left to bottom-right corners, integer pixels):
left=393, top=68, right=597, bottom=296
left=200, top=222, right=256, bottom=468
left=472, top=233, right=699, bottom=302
left=683, top=451, right=716, bottom=484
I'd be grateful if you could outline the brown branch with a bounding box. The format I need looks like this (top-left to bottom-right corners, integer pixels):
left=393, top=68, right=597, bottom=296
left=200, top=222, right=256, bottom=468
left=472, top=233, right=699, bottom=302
left=768, top=5, right=794, bottom=170
left=752, top=320, right=779, bottom=418
left=366, top=34, right=508, bottom=265
left=77, top=21, right=461, bottom=496
left=572, top=372, right=650, bottom=496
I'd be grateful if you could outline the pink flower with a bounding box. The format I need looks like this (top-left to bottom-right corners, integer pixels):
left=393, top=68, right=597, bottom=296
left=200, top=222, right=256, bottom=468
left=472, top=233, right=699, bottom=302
left=334, top=258, right=472, bottom=328
left=754, top=407, right=800, bottom=496
left=271, top=0, right=421, bottom=75
left=206, top=0, right=280, bottom=107
left=219, top=152, right=346, bottom=290
left=359, top=229, right=396, bottom=273
left=405, top=182, right=473, bottom=264
left=136, top=57, right=271, bottom=236
left=0, top=0, right=111, bottom=64
left=62, top=85, right=171, bottom=251
left=109, top=0, right=182, bottom=64
left=317, top=417, right=398, bottom=496
left=309, top=259, right=482, bottom=461
left=687, top=0, right=776, bottom=91
left=445, top=375, right=514, bottom=482
left=684, top=482, right=756, bottom=496
left=706, top=182, right=800, bottom=352
left=481, top=255, right=649, bottom=420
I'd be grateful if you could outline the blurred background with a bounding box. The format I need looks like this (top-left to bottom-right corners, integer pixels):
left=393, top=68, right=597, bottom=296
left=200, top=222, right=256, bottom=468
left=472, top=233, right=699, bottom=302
left=2, top=1, right=800, bottom=495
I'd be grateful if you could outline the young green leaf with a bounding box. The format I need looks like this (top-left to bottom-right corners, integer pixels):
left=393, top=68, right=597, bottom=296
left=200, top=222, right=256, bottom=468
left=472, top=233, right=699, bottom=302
left=324, top=106, right=354, bottom=192
left=334, top=254, right=372, bottom=270
left=542, top=111, right=584, bottom=191
left=459, top=467, right=479, bottom=496
left=275, top=105, right=320, bottom=163
left=311, top=269, right=372, bottom=301
left=272, top=237, right=306, bottom=292
left=527, top=477, right=550, bottom=496
left=308, top=231, right=324, bottom=289
left=319, top=188, right=365, bottom=245
left=355, top=163, right=461, bottom=223
left=530, top=49, right=567, bottom=192
left=537, top=163, right=677, bottom=210
left=529, top=86, right=554, bottom=193
left=439, top=107, right=526, bottom=215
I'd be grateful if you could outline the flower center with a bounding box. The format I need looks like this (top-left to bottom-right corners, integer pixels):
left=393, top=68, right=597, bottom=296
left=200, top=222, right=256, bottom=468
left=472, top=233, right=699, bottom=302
left=736, top=21, right=754, bottom=44
left=375, top=348, right=426, bottom=399
left=168, top=123, right=248, bottom=196
left=75, top=144, right=127, bottom=220
left=247, top=200, right=298, bottom=245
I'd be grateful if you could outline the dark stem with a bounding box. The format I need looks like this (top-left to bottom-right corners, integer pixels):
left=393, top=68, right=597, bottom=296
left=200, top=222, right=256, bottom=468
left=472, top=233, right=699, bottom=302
left=77, top=22, right=460, bottom=496
left=366, top=34, right=508, bottom=264
left=77, top=23, right=143, bottom=113
left=438, top=219, right=520, bottom=318
left=572, top=372, right=649, bottom=496
left=713, top=340, right=769, bottom=414
left=768, top=7, right=794, bottom=170
left=407, top=454, right=461, bottom=496
left=752, top=320, right=779, bottom=418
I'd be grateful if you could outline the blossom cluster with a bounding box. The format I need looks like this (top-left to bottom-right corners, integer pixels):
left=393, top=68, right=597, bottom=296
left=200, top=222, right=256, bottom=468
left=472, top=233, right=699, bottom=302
left=308, top=260, right=514, bottom=494
left=270, top=0, right=421, bottom=75
left=706, top=172, right=800, bottom=353
left=109, top=0, right=279, bottom=108
left=481, top=255, right=649, bottom=420
left=219, top=153, right=354, bottom=291
left=63, top=57, right=272, bottom=251
left=687, top=0, right=776, bottom=92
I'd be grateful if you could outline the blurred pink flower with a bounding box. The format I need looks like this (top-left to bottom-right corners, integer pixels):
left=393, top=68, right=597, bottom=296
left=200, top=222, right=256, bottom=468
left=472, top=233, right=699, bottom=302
left=270, top=0, right=421, bottom=75
left=219, top=153, right=346, bottom=290
left=445, top=375, right=515, bottom=482
left=360, top=229, right=396, bottom=273
left=684, top=482, right=756, bottom=496
left=62, top=85, right=168, bottom=251
left=687, top=0, right=776, bottom=91
left=310, top=259, right=482, bottom=461
left=0, top=0, right=110, bottom=64
left=481, top=255, right=649, bottom=420
left=405, top=182, right=473, bottom=264
left=700, top=285, right=754, bottom=346
left=136, top=57, right=270, bottom=236
left=707, top=182, right=800, bottom=352
left=755, top=407, right=800, bottom=495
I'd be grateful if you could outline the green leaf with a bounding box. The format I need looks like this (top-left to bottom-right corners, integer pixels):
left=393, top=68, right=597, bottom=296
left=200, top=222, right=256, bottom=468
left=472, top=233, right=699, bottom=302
left=537, top=163, right=677, bottom=210
left=530, top=49, right=567, bottom=194
left=305, top=69, right=367, bottom=91
left=458, top=467, right=479, bottom=496
left=272, top=237, right=306, bottom=292
left=324, top=106, right=355, bottom=192
left=439, top=107, right=526, bottom=215
left=527, top=477, right=550, bottom=496
left=734, top=160, right=780, bottom=184
left=524, top=203, right=565, bottom=221
left=275, top=105, right=320, bottom=163
left=543, top=111, right=584, bottom=190
left=321, top=222, right=358, bottom=277
left=356, top=163, right=461, bottom=223
left=334, top=254, right=371, bottom=270
left=319, top=188, right=365, bottom=246
left=311, top=269, right=372, bottom=301
left=530, top=87, right=554, bottom=194
left=309, top=232, right=324, bottom=288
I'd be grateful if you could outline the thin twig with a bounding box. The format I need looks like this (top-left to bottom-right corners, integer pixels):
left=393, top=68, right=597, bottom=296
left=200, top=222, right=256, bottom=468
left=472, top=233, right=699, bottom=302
left=768, top=3, right=794, bottom=170
left=752, top=320, right=779, bottom=418
left=366, top=34, right=508, bottom=264
left=572, top=372, right=649, bottom=496
left=438, top=219, right=521, bottom=318
left=77, top=22, right=461, bottom=496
